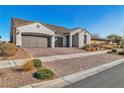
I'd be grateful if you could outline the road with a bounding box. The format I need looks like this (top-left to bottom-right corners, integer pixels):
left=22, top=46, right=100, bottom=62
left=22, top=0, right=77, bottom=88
left=64, top=62, right=124, bottom=88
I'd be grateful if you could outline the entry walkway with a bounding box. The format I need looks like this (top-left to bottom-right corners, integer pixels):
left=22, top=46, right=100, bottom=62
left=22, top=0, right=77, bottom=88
left=0, top=50, right=109, bottom=69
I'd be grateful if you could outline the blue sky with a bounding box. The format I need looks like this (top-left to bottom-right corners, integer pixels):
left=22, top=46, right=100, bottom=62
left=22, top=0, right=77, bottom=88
left=0, top=5, right=124, bottom=40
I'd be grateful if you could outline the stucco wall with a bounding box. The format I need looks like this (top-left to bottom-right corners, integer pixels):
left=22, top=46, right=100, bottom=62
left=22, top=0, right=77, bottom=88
left=86, top=31, right=91, bottom=45
left=78, top=31, right=91, bottom=48
left=78, top=32, right=84, bottom=48
left=17, top=22, right=55, bottom=35
left=15, top=22, right=55, bottom=47
left=71, top=28, right=91, bottom=48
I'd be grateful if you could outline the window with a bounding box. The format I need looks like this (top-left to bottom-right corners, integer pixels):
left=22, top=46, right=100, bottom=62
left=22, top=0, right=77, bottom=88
left=84, top=35, right=87, bottom=44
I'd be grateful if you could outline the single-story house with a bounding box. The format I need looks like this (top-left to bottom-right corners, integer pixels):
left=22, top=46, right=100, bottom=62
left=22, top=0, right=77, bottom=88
left=10, top=18, right=91, bottom=48
left=91, top=36, right=112, bottom=45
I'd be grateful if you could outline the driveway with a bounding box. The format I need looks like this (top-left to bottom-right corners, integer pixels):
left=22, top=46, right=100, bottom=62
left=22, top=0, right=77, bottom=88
left=64, top=62, right=124, bottom=88
left=0, top=48, right=86, bottom=61
left=44, top=54, right=124, bottom=77
left=23, top=48, right=86, bottom=57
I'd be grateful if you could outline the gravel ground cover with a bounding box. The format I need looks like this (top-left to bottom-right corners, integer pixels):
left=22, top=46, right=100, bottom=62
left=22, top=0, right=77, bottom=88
left=44, top=54, right=124, bottom=77
left=0, top=67, right=58, bottom=88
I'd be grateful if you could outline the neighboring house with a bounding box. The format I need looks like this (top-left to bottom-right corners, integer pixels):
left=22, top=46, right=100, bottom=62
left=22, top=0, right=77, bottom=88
left=91, top=36, right=111, bottom=45
left=10, top=18, right=91, bottom=48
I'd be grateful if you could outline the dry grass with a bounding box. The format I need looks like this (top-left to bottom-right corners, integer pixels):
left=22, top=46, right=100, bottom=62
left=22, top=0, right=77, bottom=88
left=0, top=43, right=17, bottom=56
left=22, top=57, right=34, bottom=71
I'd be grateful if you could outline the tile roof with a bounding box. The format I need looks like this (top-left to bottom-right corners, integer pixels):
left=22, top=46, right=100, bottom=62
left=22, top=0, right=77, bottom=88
left=11, top=18, right=71, bottom=34
left=45, top=24, right=70, bottom=34
left=11, top=18, right=35, bottom=27
left=11, top=18, right=90, bottom=35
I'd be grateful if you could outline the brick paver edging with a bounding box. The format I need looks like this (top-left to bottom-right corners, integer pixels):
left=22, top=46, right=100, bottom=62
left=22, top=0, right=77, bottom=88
left=0, top=50, right=109, bottom=69
left=20, top=58, right=124, bottom=88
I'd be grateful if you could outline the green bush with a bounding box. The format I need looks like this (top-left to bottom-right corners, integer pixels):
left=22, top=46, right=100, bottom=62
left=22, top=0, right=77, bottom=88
left=32, top=59, right=42, bottom=68
left=112, top=48, right=117, bottom=53
left=83, top=44, right=91, bottom=49
left=107, top=51, right=113, bottom=54
left=118, top=51, right=124, bottom=55
left=0, top=43, right=16, bottom=56
left=33, top=68, right=54, bottom=80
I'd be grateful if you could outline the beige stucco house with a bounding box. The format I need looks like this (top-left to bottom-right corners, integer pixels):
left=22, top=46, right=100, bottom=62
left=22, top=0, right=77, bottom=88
left=10, top=18, right=91, bottom=48
left=91, top=36, right=112, bottom=45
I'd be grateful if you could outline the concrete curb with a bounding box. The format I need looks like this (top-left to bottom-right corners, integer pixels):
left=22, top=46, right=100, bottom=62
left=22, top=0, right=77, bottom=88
left=20, top=57, right=124, bottom=88
left=0, top=50, right=109, bottom=69
left=20, top=78, right=69, bottom=88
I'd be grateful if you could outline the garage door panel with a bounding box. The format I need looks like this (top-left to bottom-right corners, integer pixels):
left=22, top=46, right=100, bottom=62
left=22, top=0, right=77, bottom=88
left=72, top=34, right=79, bottom=47
left=29, top=37, right=37, bottom=48
left=37, top=37, right=48, bottom=48
left=22, top=36, right=29, bottom=48
left=22, top=35, right=49, bottom=48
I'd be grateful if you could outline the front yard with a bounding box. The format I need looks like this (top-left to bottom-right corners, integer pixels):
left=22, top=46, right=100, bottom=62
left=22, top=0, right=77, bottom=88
left=0, top=47, right=124, bottom=88
left=0, top=59, right=59, bottom=88
left=0, top=67, right=58, bottom=88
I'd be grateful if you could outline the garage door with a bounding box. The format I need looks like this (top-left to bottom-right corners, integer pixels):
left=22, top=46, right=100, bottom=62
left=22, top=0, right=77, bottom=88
left=72, top=34, right=79, bottom=47
left=55, top=37, right=63, bottom=47
left=22, top=35, right=49, bottom=48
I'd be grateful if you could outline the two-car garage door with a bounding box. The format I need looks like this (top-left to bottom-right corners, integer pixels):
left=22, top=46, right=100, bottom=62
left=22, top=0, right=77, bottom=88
left=22, top=35, right=50, bottom=48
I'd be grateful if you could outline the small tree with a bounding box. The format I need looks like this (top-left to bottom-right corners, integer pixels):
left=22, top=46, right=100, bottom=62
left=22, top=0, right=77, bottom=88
left=107, top=34, right=122, bottom=45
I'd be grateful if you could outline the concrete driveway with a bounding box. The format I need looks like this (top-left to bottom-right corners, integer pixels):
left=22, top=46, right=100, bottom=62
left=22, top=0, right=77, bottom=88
left=44, top=54, right=124, bottom=77
left=23, top=48, right=86, bottom=57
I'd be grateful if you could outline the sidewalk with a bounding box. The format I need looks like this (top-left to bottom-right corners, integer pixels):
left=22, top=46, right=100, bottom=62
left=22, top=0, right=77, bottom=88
left=0, top=50, right=109, bottom=69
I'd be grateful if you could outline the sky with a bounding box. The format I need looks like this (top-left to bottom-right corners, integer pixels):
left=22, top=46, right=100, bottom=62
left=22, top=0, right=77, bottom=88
left=0, top=5, right=124, bottom=41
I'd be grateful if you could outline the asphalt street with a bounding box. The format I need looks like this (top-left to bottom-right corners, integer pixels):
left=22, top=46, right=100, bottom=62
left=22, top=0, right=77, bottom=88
left=64, top=62, right=124, bottom=88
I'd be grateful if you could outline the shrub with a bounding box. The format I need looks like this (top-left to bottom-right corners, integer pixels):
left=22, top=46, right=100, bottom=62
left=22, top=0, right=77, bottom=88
left=0, top=72, right=5, bottom=78
left=33, top=68, right=54, bottom=80
left=91, top=48, right=97, bottom=51
left=86, top=48, right=91, bottom=51
left=112, top=48, right=117, bottom=53
left=22, top=59, right=34, bottom=71
left=107, top=51, right=113, bottom=54
left=83, top=44, right=91, bottom=49
left=0, top=43, right=16, bottom=56
left=32, top=59, right=42, bottom=68
left=118, top=51, right=124, bottom=55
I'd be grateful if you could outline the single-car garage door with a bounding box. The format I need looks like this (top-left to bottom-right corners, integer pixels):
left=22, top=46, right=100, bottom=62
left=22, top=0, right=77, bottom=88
left=55, top=37, right=63, bottom=47
left=72, top=34, right=79, bottom=47
left=22, top=35, right=49, bottom=48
